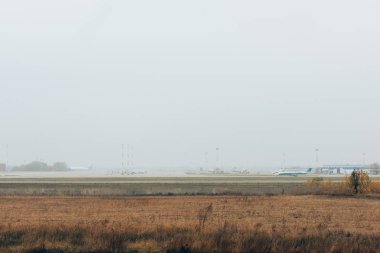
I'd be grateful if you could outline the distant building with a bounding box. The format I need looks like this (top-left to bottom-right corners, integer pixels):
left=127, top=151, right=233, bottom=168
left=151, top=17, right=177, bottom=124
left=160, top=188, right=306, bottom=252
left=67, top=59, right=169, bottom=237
left=319, top=165, right=369, bottom=174
left=369, top=163, right=380, bottom=175
left=0, top=163, right=6, bottom=171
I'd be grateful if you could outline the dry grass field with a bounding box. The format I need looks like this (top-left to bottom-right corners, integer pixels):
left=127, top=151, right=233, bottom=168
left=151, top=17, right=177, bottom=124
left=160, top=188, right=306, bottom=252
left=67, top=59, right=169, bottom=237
left=1, top=195, right=380, bottom=252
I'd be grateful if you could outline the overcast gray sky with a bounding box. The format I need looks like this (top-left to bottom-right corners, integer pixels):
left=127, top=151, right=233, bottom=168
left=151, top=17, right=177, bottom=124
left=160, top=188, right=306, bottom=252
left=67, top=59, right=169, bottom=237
left=0, top=0, right=379, bottom=169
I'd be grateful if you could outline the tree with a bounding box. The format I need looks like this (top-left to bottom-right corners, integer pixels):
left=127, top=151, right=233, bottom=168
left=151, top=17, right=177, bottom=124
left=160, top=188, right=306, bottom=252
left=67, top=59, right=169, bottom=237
left=13, top=161, right=49, bottom=171
left=348, top=170, right=370, bottom=194
left=52, top=162, right=69, bottom=171
left=12, top=161, right=69, bottom=171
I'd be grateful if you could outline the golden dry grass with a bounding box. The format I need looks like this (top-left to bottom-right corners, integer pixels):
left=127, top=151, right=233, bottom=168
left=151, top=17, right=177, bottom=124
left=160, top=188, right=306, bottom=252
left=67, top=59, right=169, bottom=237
left=2, top=195, right=380, bottom=234
left=1, top=195, right=380, bottom=252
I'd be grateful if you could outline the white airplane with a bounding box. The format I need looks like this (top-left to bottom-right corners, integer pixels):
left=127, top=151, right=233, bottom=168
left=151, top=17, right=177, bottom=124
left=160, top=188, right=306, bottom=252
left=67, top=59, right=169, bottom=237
left=273, top=168, right=312, bottom=176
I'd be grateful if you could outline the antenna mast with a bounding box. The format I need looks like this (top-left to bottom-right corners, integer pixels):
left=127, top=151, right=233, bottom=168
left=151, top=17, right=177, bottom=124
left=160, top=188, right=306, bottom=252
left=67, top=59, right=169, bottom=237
left=282, top=153, right=286, bottom=169
left=362, top=153, right=366, bottom=166
left=121, top=144, right=126, bottom=170
left=216, top=148, right=220, bottom=170
left=315, top=148, right=320, bottom=173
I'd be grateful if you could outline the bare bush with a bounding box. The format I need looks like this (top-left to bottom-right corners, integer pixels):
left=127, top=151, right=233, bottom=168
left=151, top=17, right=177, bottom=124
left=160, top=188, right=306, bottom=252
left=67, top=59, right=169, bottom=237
left=197, top=203, right=213, bottom=231
left=348, top=170, right=371, bottom=194
left=305, top=171, right=377, bottom=195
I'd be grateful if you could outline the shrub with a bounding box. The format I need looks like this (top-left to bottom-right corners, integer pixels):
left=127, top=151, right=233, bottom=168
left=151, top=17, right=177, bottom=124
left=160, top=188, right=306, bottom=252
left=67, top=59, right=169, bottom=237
left=347, top=170, right=371, bottom=194
left=304, top=179, right=348, bottom=195
left=369, top=181, right=380, bottom=193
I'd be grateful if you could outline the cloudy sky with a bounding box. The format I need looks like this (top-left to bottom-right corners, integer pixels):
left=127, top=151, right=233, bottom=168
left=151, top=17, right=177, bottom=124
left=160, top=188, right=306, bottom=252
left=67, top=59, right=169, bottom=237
left=0, top=0, right=379, bottom=169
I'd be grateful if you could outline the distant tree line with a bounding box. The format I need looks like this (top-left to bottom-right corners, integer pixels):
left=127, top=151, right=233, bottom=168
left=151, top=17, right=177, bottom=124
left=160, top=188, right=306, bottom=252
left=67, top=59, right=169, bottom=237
left=369, top=163, right=380, bottom=175
left=12, top=161, right=69, bottom=172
